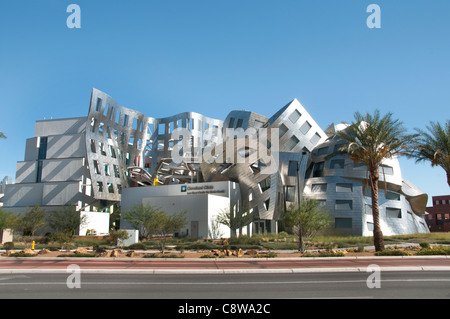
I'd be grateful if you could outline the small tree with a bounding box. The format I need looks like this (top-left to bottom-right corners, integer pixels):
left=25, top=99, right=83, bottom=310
left=283, top=198, right=331, bottom=252
left=216, top=205, right=254, bottom=237
left=0, top=208, right=18, bottom=231
left=46, top=205, right=87, bottom=235
left=18, top=205, right=46, bottom=240
left=122, top=203, right=161, bottom=238
left=145, top=210, right=187, bottom=253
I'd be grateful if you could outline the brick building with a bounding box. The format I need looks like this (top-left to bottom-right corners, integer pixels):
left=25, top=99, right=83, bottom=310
left=425, top=195, right=450, bottom=232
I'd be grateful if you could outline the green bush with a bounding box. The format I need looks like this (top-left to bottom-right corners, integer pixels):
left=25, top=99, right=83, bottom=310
left=3, top=242, right=14, bottom=250
left=419, top=242, right=431, bottom=249
left=302, top=251, right=346, bottom=257
left=374, top=250, right=410, bottom=256
left=415, top=247, right=450, bottom=256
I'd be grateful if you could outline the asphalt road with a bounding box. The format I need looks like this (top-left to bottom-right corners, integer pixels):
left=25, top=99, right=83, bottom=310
left=0, top=271, right=449, bottom=300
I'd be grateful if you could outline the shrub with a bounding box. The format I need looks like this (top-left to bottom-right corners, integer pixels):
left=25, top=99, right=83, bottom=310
left=3, top=242, right=14, bottom=250
left=419, top=242, right=431, bottom=249
left=374, top=250, right=410, bottom=256
left=252, top=252, right=278, bottom=258
left=415, top=247, right=450, bottom=256
left=143, top=253, right=184, bottom=258
left=302, top=251, right=346, bottom=257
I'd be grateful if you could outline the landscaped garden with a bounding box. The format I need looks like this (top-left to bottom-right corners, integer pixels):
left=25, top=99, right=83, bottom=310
left=2, top=232, right=450, bottom=258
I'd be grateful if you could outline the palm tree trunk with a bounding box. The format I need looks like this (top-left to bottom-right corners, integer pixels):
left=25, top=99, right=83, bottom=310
left=447, top=170, right=450, bottom=187
left=370, top=167, right=385, bottom=252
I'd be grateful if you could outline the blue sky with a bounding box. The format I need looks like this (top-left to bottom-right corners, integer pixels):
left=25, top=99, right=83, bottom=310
left=0, top=0, right=449, bottom=205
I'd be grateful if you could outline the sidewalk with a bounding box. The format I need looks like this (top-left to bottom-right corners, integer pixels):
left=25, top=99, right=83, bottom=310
left=1, top=255, right=450, bottom=274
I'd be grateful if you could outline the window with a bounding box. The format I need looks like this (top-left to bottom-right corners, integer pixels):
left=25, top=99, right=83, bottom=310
left=386, top=208, right=402, bottom=219
left=285, top=186, right=296, bottom=202
left=236, top=118, right=243, bottom=128
left=330, top=159, right=345, bottom=169
left=311, top=183, right=327, bottom=193
left=310, top=133, right=321, bottom=145
left=335, top=218, right=352, bottom=229
left=313, top=162, right=325, bottom=177
left=288, top=109, right=301, bottom=124
left=300, top=121, right=312, bottom=135
left=229, top=117, right=235, bottom=128
left=287, top=161, right=298, bottom=176
left=386, top=191, right=400, bottom=201
left=279, top=124, right=288, bottom=138
left=38, top=137, right=48, bottom=160
left=286, top=135, right=300, bottom=150
left=365, top=204, right=372, bottom=215
left=36, top=161, right=43, bottom=183
left=379, top=165, right=394, bottom=175
left=259, top=177, right=271, bottom=192
left=97, top=182, right=104, bottom=193
left=336, top=183, right=353, bottom=192
left=335, top=200, right=353, bottom=210
left=367, top=222, right=374, bottom=231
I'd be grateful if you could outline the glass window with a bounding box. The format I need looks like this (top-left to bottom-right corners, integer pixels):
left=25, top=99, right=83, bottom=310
left=279, top=124, right=288, bottom=138
left=313, top=162, right=325, bottom=177
left=386, top=191, right=401, bottom=201
left=288, top=109, right=301, bottom=123
left=335, top=218, right=352, bottom=229
left=386, top=208, right=402, bottom=218
left=288, top=161, right=298, bottom=176
left=228, top=117, right=235, bottom=128
left=379, top=165, right=394, bottom=175
left=336, top=183, right=353, bottom=192
left=300, top=121, right=312, bottom=135
left=311, top=183, right=327, bottom=192
left=310, top=133, right=321, bottom=145
left=335, top=200, right=353, bottom=210
left=259, top=177, right=271, bottom=192
left=286, top=135, right=299, bottom=150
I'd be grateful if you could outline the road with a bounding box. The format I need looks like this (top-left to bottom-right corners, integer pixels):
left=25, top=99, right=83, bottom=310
left=0, top=256, right=449, bottom=300
left=0, top=271, right=449, bottom=300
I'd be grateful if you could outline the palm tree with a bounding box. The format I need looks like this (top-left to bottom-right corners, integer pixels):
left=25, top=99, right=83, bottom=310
left=335, top=110, right=417, bottom=252
left=410, top=120, right=450, bottom=187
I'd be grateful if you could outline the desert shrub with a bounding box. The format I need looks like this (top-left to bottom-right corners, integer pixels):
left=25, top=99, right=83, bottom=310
left=415, top=247, right=450, bottom=256
left=419, top=242, right=431, bottom=249
left=302, top=251, right=346, bottom=257
left=374, top=250, right=410, bottom=256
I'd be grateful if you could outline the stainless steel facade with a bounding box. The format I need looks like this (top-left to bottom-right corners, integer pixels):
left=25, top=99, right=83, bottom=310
left=5, top=88, right=430, bottom=236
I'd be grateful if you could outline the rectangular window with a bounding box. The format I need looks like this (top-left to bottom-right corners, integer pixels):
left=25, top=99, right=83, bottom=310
left=287, top=161, right=298, bottom=176
left=36, top=160, right=43, bottom=183
left=38, top=137, right=48, bottom=160
left=313, top=162, right=325, bottom=177
left=288, top=109, right=301, bottom=124
left=335, top=218, right=352, bottom=229
left=286, top=135, right=299, bottom=150
left=386, top=191, right=401, bottom=201
left=300, top=121, right=312, bottom=135
left=379, top=165, right=394, bottom=175
left=336, top=183, right=353, bottom=192
left=335, top=200, right=353, bottom=210
left=228, top=117, right=235, bottom=128
left=310, top=133, right=321, bottom=145
left=279, top=124, right=288, bottom=138
left=285, top=186, right=296, bottom=202
left=259, top=177, right=271, bottom=193
left=386, top=207, right=402, bottom=218
left=236, top=118, right=243, bottom=128
left=367, top=222, right=374, bottom=232
left=311, top=183, right=327, bottom=193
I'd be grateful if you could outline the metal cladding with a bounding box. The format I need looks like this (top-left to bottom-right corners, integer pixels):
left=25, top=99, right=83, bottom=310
left=85, top=88, right=429, bottom=235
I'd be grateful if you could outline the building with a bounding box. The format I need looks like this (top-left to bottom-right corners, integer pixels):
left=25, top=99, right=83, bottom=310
left=0, top=176, right=13, bottom=207
left=424, top=195, right=450, bottom=232
left=3, top=88, right=430, bottom=237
